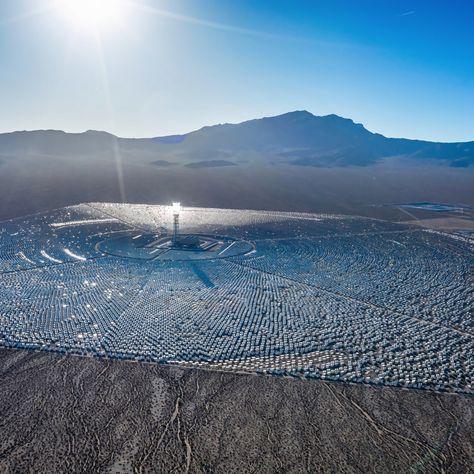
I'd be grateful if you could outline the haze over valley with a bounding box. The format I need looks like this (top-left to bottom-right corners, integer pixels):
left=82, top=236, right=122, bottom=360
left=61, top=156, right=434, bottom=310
left=1, top=110, right=473, bottom=220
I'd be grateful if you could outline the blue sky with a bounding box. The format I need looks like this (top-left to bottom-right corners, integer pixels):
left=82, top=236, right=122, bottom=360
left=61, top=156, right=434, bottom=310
left=0, top=0, right=473, bottom=141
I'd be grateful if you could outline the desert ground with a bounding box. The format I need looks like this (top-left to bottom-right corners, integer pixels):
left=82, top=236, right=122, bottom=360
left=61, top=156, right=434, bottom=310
left=0, top=347, right=472, bottom=474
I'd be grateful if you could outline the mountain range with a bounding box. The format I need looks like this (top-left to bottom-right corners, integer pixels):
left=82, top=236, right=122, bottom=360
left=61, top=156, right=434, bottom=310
left=2, top=110, right=474, bottom=166
left=0, top=111, right=473, bottom=220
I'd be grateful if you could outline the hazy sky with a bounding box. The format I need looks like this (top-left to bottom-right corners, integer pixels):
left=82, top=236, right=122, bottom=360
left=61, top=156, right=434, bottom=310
left=0, top=0, right=473, bottom=141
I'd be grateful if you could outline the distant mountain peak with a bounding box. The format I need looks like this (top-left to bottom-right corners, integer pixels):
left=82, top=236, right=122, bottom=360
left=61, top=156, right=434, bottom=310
left=277, top=110, right=313, bottom=118
left=84, top=130, right=116, bottom=137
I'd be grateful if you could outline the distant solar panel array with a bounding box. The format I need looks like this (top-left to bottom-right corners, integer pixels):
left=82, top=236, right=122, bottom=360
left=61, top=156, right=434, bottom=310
left=0, top=203, right=472, bottom=394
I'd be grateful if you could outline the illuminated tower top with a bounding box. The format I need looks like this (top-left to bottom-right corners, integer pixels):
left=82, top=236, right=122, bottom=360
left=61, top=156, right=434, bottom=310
left=172, top=202, right=181, bottom=216
left=172, top=202, right=181, bottom=245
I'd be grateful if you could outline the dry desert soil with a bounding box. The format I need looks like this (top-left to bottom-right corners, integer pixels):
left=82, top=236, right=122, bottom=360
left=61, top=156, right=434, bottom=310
left=0, top=348, right=472, bottom=473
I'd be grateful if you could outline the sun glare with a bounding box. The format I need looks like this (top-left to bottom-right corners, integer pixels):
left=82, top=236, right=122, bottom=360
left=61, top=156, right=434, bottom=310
left=55, top=0, right=127, bottom=31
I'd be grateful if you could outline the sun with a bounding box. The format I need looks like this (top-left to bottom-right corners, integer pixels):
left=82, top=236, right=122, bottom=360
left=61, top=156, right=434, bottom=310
left=55, top=0, right=127, bottom=31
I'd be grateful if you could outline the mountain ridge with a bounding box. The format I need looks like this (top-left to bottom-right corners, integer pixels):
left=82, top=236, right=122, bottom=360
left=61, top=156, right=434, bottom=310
left=1, top=110, right=473, bottom=145
left=1, top=111, right=473, bottom=168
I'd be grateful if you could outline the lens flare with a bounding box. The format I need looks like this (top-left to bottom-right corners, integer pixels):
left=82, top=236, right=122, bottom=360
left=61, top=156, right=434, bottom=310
left=55, top=0, right=127, bottom=30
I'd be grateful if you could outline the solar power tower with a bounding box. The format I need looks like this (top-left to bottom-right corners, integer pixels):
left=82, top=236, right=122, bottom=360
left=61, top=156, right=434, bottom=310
left=172, top=202, right=181, bottom=245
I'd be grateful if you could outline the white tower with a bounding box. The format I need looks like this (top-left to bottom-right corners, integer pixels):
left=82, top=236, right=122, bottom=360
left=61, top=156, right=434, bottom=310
left=171, top=202, right=181, bottom=245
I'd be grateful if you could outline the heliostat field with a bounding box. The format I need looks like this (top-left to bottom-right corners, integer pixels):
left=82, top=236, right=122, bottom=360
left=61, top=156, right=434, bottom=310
left=0, top=203, right=472, bottom=393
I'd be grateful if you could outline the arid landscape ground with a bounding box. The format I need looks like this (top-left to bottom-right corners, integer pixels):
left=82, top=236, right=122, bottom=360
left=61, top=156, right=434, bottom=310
left=0, top=347, right=472, bottom=474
